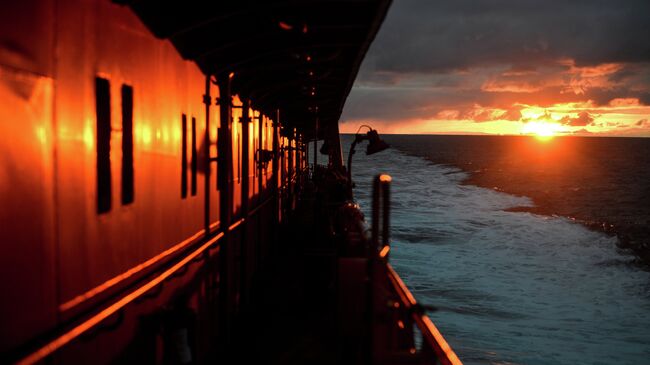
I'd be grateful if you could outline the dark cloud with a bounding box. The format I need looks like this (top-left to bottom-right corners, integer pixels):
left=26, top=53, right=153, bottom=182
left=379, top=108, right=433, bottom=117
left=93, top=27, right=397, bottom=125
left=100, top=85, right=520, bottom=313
left=342, top=1, right=650, bottom=131
left=361, top=0, right=650, bottom=76
left=561, top=111, right=594, bottom=126
left=637, top=119, right=649, bottom=127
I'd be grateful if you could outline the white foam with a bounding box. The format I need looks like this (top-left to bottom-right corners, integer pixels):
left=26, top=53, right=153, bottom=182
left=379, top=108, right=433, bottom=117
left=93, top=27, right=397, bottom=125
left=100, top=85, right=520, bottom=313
left=344, top=136, right=650, bottom=365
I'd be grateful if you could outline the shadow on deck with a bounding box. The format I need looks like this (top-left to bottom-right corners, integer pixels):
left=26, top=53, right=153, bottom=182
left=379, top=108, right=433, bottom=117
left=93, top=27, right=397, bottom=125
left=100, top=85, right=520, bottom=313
left=228, top=196, right=342, bottom=364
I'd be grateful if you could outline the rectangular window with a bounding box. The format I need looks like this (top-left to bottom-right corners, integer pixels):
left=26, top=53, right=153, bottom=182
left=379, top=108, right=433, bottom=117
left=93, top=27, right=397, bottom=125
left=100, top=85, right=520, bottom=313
left=95, top=77, right=112, bottom=214
left=121, top=84, right=134, bottom=205
left=181, top=114, right=188, bottom=198
left=191, top=116, right=197, bottom=196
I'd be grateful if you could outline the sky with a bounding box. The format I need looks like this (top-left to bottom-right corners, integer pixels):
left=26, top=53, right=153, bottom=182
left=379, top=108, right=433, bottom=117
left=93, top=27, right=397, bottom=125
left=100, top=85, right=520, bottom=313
left=340, top=0, right=650, bottom=136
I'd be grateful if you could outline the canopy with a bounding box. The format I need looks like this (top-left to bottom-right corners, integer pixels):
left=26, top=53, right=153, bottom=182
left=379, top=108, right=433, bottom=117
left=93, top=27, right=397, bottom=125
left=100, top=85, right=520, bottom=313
left=126, top=0, right=391, bottom=139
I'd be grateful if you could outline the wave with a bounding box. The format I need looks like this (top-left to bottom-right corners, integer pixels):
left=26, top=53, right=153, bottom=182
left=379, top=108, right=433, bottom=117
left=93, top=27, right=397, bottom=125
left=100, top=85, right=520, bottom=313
left=344, top=135, right=650, bottom=365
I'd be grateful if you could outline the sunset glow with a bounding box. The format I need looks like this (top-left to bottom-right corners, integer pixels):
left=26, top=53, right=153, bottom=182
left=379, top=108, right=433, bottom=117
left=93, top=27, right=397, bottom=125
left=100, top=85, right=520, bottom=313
left=521, top=121, right=560, bottom=139
left=341, top=1, right=650, bottom=137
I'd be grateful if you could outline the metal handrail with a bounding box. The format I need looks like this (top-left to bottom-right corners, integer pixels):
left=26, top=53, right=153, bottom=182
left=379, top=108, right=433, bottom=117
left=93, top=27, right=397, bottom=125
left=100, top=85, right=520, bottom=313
left=371, top=174, right=391, bottom=253
left=16, top=234, right=224, bottom=365
left=371, top=173, right=462, bottom=365
left=13, top=192, right=276, bottom=365
left=387, top=264, right=463, bottom=365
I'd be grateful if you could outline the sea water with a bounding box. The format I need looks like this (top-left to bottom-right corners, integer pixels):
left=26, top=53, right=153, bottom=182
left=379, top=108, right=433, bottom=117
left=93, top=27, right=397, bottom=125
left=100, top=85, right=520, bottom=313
left=342, top=135, right=650, bottom=365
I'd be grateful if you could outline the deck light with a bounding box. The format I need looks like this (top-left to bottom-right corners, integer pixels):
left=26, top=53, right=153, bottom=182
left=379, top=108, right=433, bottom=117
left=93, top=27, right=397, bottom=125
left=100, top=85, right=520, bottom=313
left=365, top=129, right=390, bottom=155
left=347, top=125, right=389, bottom=197
left=278, top=21, right=293, bottom=31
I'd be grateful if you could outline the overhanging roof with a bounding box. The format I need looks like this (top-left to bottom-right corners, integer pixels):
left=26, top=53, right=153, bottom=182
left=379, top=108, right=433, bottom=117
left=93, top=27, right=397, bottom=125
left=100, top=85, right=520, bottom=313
left=126, top=0, right=391, bottom=138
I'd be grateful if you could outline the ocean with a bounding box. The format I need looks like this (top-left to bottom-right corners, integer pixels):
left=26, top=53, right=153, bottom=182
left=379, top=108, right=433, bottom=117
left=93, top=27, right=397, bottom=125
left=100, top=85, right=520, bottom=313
left=342, top=134, right=650, bottom=365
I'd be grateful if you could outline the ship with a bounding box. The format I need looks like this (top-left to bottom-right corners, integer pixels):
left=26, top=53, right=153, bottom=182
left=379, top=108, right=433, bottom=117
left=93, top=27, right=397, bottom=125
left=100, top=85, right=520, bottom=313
left=0, top=1, right=461, bottom=364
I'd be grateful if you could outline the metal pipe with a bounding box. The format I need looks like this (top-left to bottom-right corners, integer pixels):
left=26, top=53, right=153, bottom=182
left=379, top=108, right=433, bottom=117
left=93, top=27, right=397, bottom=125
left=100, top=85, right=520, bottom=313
left=347, top=136, right=361, bottom=199
left=272, top=110, right=279, bottom=227
left=217, top=74, right=233, bottom=347
left=380, top=174, right=391, bottom=250
left=313, top=138, right=317, bottom=168
left=387, top=264, right=463, bottom=365
left=371, top=175, right=380, bottom=251
left=241, top=99, right=250, bottom=216
left=257, top=114, right=264, bottom=268
left=240, top=99, right=250, bottom=307
left=288, top=130, right=294, bottom=210
left=203, top=76, right=211, bottom=235
left=15, top=233, right=225, bottom=365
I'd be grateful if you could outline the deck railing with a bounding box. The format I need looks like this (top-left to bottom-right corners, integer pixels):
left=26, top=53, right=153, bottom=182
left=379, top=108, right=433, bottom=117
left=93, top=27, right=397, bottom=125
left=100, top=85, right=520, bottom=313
left=371, top=174, right=463, bottom=365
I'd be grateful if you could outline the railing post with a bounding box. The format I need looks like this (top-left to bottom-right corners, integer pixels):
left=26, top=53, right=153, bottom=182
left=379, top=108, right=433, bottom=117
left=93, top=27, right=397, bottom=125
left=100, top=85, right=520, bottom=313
left=380, top=174, right=391, bottom=254
left=272, top=110, right=280, bottom=229
left=257, top=114, right=264, bottom=268
left=371, top=177, right=380, bottom=251
left=369, top=174, right=392, bottom=364
left=203, top=75, right=211, bottom=235
left=217, top=74, right=233, bottom=351
left=240, top=98, right=250, bottom=308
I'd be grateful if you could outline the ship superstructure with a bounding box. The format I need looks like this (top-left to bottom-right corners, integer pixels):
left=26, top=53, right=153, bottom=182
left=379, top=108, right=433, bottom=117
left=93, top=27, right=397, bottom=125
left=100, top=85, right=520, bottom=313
left=0, top=1, right=460, bottom=364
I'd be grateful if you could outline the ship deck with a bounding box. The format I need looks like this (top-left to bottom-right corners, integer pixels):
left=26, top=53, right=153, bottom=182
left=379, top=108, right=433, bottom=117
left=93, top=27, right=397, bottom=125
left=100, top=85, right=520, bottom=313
left=228, top=196, right=342, bottom=364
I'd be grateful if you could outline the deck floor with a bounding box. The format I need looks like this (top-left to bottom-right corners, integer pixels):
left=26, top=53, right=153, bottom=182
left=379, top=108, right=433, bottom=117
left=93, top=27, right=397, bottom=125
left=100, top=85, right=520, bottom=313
left=227, top=199, right=343, bottom=364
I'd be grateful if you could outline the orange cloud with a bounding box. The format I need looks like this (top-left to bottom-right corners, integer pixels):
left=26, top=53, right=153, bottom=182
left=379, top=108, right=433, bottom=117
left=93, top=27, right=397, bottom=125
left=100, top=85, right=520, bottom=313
left=560, top=59, right=623, bottom=94
left=498, top=107, right=523, bottom=121
left=435, top=109, right=461, bottom=119
left=481, top=79, right=544, bottom=93
left=560, top=111, right=595, bottom=126
left=456, top=105, right=524, bottom=123
left=609, top=98, right=640, bottom=107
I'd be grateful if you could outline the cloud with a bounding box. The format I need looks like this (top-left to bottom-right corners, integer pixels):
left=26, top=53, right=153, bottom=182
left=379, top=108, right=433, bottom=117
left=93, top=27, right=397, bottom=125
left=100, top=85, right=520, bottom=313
left=560, top=111, right=594, bottom=126
left=481, top=78, right=545, bottom=93
left=573, top=128, right=593, bottom=135
left=498, top=107, right=523, bottom=121
left=361, top=1, right=650, bottom=76
left=636, top=119, right=649, bottom=127
left=341, top=1, right=650, bottom=135
left=609, top=98, right=641, bottom=107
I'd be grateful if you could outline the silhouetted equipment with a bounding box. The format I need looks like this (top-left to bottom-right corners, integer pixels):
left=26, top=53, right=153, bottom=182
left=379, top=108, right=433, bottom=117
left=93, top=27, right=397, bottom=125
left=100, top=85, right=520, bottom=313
left=365, top=129, right=390, bottom=156
left=256, top=149, right=275, bottom=169
left=347, top=126, right=390, bottom=196
left=320, top=139, right=331, bottom=155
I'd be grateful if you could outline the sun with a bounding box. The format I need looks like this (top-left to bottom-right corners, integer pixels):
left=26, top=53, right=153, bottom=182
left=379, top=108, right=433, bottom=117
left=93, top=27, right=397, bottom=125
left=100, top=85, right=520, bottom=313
left=521, top=121, right=560, bottom=140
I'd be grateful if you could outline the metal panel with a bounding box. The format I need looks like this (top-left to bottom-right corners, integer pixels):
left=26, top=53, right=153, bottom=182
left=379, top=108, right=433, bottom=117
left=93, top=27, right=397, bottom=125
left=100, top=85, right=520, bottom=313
left=54, top=0, right=209, bottom=316
left=0, top=0, right=55, bottom=76
left=0, top=62, right=57, bottom=354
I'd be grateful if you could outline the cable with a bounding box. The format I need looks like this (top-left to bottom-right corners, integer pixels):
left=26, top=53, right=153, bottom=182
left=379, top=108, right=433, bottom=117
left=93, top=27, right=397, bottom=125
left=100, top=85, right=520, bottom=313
left=355, top=124, right=373, bottom=135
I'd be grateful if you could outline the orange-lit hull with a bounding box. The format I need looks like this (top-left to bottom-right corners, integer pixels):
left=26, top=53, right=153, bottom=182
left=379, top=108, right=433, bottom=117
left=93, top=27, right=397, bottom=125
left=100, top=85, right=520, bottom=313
left=1, top=1, right=296, bottom=362
left=1, top=1, right=462, bottom=364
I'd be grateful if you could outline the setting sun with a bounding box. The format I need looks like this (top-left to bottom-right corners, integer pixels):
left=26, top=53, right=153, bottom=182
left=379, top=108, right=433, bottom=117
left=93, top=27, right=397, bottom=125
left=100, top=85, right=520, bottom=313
left=521, top=121, right=561, bottom=140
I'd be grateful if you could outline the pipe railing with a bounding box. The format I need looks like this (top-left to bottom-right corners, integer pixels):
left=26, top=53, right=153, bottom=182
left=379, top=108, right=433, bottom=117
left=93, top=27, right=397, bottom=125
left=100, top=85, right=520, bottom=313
left=386, top=264, right=463, bottom=365
left=371, top=174, right=391, bottom=254
left=370, top=173, right=463, bottom=365
left=13, top=190, right=277, bottom=365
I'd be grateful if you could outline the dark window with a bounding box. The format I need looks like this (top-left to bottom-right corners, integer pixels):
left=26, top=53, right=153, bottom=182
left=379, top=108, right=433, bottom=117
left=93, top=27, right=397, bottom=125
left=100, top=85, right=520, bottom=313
left=191, top=116, right=197, bottom=196
left=121, top=84, right=134, bottom=205
left=95, top=77, right=112, bottom=214
left=181, top=114, right=188, bottom=198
